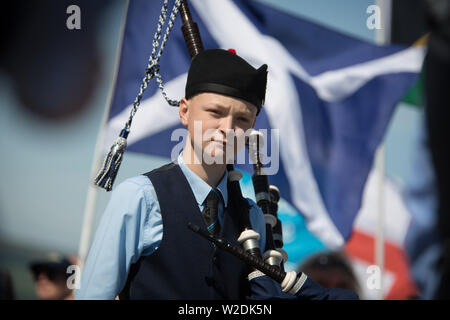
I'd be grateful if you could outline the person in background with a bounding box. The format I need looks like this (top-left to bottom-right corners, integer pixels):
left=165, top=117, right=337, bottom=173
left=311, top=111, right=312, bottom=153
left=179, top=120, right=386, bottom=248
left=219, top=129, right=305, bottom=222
left=0, top=269, right=15, bottom=300
left=29, top=254, right=75, bottom=300
left=423, top=0, right=450, bottom=299
left=297, top=251, right=361, bottom=298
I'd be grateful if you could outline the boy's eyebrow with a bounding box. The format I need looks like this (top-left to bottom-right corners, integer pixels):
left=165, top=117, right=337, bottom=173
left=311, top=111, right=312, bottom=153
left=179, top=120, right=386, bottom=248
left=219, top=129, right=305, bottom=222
left=203, top=102, right=227, bottom=109
left=204, top=103, right=253, bottom=116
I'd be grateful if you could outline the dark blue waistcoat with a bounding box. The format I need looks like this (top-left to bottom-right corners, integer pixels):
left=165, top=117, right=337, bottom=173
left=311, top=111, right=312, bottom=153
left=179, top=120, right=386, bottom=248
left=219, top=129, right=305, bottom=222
left=119, top=163, right=250, bottom=300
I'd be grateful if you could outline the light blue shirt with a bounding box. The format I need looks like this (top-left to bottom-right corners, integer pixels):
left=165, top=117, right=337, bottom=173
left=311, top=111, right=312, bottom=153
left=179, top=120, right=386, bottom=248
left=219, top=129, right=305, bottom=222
left=75, top=153, right=266, bottom=300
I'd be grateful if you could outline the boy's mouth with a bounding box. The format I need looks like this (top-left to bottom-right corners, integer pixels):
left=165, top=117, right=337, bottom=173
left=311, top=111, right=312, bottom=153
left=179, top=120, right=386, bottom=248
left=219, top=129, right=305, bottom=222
left=211, top=138, right=227, bottom=146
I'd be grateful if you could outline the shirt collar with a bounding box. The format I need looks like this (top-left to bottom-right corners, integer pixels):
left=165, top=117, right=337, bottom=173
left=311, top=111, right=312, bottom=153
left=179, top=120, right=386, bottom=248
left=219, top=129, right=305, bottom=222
left=176, top=153, right=228, bottom=207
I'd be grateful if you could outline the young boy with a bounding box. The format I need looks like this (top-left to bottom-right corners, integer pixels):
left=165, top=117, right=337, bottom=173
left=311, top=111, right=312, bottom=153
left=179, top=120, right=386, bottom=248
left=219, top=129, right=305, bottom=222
left=75, top=49, right=268, bottom=299
left=75, top=49, right=358, bottom=300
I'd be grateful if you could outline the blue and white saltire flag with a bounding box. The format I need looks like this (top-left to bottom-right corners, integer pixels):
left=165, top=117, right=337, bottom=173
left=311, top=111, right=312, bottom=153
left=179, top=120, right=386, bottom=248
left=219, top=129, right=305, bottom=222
left=104, top=0, right=425, bottom=249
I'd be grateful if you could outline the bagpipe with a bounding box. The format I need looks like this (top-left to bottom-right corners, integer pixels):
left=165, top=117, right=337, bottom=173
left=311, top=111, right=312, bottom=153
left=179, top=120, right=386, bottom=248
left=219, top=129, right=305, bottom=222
left=174, top=4, right=297, bottom=289
left=94, top=0, right=308, bottom=297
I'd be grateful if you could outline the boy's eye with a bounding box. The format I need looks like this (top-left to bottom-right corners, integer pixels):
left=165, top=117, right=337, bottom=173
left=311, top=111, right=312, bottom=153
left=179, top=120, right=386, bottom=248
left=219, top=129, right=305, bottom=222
left=208, top=109, right=221, bottom=115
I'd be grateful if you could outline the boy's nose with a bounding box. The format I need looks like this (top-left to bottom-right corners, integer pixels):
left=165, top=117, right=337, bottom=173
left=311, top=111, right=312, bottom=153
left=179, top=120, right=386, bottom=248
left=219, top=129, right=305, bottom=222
left=220, top=115, right=234, bottom=132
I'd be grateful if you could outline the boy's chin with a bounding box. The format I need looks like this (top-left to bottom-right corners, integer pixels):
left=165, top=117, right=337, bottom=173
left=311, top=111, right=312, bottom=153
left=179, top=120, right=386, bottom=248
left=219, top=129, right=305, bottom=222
left=203, top=149, right=237, bottom=165
left=203, top=151, right=227, bottom=165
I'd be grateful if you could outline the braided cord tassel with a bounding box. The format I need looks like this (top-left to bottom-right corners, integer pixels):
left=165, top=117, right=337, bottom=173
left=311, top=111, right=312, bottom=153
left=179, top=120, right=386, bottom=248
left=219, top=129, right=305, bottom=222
left=94, top=0, right=182, bottom=191
left=154, top=0, right=182, bottom=107
left=94, top=129, right=128, bottom=191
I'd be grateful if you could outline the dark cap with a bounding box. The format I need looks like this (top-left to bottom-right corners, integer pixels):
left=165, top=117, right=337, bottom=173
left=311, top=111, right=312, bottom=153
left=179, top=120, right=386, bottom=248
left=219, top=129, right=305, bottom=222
left=185, top=49, right=268, bottom=114
left=29, top=255, right=72, bottom=281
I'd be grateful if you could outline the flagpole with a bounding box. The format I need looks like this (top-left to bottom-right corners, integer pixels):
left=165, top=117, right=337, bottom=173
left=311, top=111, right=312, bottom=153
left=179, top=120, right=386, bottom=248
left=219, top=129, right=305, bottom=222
left=373, top=145, right=385, bottom=300
left=374, top=0, right=392, bottom=300
left=77, top=0, right=130, bottom=273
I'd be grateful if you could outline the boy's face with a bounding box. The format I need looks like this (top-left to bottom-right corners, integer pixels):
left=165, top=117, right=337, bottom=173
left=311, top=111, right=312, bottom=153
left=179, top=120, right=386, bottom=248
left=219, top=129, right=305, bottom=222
left=179, top=92, right=258, bottom=164
left=33, top=271, right=71, bottom=300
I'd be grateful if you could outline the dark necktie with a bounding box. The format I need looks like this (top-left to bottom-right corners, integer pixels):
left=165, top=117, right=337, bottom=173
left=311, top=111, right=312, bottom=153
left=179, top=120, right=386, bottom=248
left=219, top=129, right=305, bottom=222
left=202, top=189, right=221, bottom=236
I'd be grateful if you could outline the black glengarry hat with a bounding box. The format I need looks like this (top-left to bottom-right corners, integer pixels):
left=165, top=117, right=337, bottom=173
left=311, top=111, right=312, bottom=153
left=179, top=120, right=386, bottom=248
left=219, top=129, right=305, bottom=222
left=185, top=49, right=267, bottom=114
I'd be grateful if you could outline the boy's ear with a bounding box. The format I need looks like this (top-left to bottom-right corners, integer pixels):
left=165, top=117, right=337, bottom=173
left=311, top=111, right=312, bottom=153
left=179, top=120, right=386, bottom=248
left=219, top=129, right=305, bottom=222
left=179, top=97, right=189, bottom=126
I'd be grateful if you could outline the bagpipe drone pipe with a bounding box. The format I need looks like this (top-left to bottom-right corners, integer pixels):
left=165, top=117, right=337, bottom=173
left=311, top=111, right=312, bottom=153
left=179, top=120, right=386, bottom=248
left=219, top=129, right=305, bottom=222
left=176, top=0, right=308, bottom=298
